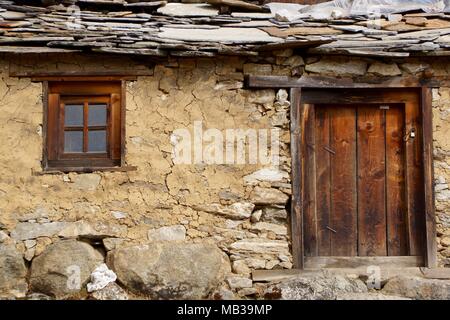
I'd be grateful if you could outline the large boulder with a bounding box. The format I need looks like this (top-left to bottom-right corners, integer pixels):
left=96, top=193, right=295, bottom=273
left=107, top=243, right=231, bottom=299
left=30, top=240, right=104, bottom=299
left=382, top=276, right=450, bottom=300
left=0, top=243, right=28, bottom=298
left=264, top=273, right=368, bottom=300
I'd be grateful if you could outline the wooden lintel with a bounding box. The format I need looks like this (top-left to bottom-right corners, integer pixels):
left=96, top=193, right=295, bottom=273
left=9, top=70, right=153, bottom=80
left=246, top=75, right=442, bottom=89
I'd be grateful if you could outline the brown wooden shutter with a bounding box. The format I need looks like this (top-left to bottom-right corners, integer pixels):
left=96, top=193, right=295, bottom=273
left=110, top=93, right=121, bottom=160
left=46, top=93, right=60, bottom=161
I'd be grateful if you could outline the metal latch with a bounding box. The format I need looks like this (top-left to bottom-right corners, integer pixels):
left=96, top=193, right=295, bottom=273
left=380, top=105, right=390, bottom=110
left=404, top=128, right=416, bottom=141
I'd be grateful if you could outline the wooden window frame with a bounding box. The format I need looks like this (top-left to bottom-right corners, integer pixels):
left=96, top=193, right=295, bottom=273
left=42, top=79, right=127, bottom=173
left=247, top=75, right=437, bottom=269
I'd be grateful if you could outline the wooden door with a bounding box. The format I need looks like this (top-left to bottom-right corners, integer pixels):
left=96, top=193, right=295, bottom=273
left=302, top=102, right=425, bottom=260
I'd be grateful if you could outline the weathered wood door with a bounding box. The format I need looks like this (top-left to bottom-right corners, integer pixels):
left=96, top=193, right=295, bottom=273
left=298, top=89, right=430, bottom=267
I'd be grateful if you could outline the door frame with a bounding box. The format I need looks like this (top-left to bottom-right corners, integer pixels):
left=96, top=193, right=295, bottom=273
left=246, top=75, right=436, bottom=269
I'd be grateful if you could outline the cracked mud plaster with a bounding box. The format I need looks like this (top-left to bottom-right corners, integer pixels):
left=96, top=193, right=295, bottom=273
left=0, top=54, right=292, bottom=263
left=1, top=52, right=450, bottom=269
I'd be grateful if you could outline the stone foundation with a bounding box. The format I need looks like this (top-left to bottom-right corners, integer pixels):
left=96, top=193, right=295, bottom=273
left=0, top=51, right=449, bottom=299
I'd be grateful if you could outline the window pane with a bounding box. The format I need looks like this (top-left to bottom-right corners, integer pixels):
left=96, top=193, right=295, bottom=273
left=88, top=130, right=106, bottom=153
left=64, top=131, right=83, bottom=153
left=88, top=104, right=107, bottom=126
left=64, top=104, right=83, bottom=126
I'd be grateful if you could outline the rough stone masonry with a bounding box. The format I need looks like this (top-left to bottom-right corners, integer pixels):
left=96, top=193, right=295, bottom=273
left=0, top=50, right=449, bottom=299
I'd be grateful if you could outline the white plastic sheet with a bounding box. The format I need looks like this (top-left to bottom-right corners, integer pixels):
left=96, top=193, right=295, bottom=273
left=299, top=0, right=446, bottom=19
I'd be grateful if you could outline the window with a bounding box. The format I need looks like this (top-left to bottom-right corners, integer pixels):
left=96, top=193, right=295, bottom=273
left=44, top=81, right=123, bottom=171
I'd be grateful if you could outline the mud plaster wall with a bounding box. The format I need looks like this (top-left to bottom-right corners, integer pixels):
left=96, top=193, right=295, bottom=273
left=0, top=52, right=449, bottom=298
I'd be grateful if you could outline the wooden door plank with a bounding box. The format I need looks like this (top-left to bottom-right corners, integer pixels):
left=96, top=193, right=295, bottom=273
left=421, top=87, right=437, bottom=268
left=386, top=105, right=408, bottom=256
left=303, top=104, right=318, bottom=257
left=357, top=105, right=387, bottom=256
left=304, top=256, right=423, bottom=269
left=290, top=88, right=304, bottom=269
left=404, top=100, right=425, bottom=256
left=330, top=106, right=358, bottom=256
left=315, top=106, right=332, bottom=256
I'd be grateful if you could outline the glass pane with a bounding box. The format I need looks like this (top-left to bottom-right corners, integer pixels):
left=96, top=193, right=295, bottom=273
left=88, top=104, right=107, bottom=126
left=64, top=104, right=83, bottom=126
left=88, top=130, right=106, bottom=153
left=64, top=131, right=83, bottom=153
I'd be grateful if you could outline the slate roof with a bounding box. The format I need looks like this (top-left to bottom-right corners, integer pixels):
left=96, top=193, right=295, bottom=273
left=0, top=0, right=449, bottom=58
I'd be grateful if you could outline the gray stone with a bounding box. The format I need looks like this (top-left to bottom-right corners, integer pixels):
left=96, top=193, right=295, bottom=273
left=24, top=239, right=37, bottom=249
left=111, top=211, right=127, bottom=219
left=0, top=243, right=28, bottom=298
left=276, top=89, right=289, bottom=103
left=107, top=243, right=231, bottom=299
left=102, top=238, right=125, bottom=251
left=246, top=89, right=276, bottom=104
left=250, top=210, right=262, bottom=223
left=337, top=293, right=411, bottom=300
left=281, top=55, right=305, bottom=68
left=157, top=3, right=218, bottom=17
left=90, top=282, right=128, bottom=300
left=305, top=59, right=367, bottom=77
left=368, top=62, right=402, bottom=76
left=30, top=240, right=104, bottom=299
left=71, top=174, right=101, bottom=191
left=24, top=247, right=35, bottom=261
left=159, top=27, right=281, bottom=44
left=0, top=11, right=26, bottom=20
left=148, top=225, right=186, bottom=241
left=244, top=168, right=289, bottom=185
left=250, top=187, right=289, bottom=205
left=382, top=276, right=450, bottom=300
left=211, top=286, right=236, bottom=300
left=251, top=222, right=287, bottom=235
left=58, top=220, right=127, bottom=239
left=229, top=239, right=289, bottom=255
left=232, top=260, right=251, bottom=275
left=264, top=273, right=368, bottom=300
left=194, top=202, right=255, bottom=219
left=18, top=206, right=50, bottom=222
left=226, top=276, right=253, bottom=289
left=11, top=222, right=69, bottom=240
left=400, top=62, right=430, bottom=74
left=262, top=206, right=288, bottom=222
left=25, top=293, right=53, bottom=300
left=87, top=264, right=117, bottom=293
left=0, top=230, right=8, bottom=242
left=238, top=287, right=258, bottom=296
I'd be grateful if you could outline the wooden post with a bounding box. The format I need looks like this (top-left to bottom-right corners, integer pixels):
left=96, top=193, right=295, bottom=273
left=290, top=88, right=304, bottom=269
left=421, top=87, right=437, bottom=268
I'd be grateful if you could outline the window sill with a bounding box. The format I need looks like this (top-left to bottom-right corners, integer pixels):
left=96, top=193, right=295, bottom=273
left=34, top=165, right=137, bottom=175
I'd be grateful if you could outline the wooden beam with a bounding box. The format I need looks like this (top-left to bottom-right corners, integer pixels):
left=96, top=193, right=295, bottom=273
left=420, top=267, right=450, bottom=279
left=304, top=256, right=423, bottom=269
left=10, top=71, right=152, bottom=79
left=246, top=75, right=441, bottom=89
left=290, top=88, right=304, bottom=269
left=421, top=87, right=438, bottom=268
left=30, top=76, right=138, bottom=82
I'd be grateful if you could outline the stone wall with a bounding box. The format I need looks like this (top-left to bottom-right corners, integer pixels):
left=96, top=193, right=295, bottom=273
left=0, top=51, right=449, bottom=299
